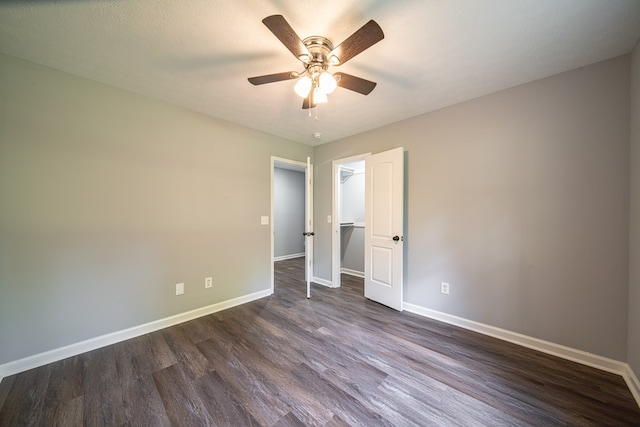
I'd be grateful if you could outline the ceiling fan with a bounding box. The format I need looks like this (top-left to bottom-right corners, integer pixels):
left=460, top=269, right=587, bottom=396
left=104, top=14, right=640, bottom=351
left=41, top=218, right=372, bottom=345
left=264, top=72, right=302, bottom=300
left=248, top=15, right=384, bottom=109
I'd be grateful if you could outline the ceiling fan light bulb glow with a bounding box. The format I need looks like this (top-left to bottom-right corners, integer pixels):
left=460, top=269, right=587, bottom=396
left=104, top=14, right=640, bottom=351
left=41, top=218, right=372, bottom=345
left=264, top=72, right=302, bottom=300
left=314, top=87, right=328, bottom=103
left=319, top=72, right=337, bottom=94
left=294, top=76, right=312, bottom=98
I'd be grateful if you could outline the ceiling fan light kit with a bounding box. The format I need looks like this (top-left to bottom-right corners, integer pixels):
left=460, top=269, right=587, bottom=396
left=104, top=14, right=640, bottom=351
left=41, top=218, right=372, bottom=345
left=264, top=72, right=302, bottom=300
left=248, top=15, right=384, bottom=110
left=294, top=75, right=312, bottom=97
left=319, top=71, right=337, bottom=94
left=313, top=87, right=328, bottom=103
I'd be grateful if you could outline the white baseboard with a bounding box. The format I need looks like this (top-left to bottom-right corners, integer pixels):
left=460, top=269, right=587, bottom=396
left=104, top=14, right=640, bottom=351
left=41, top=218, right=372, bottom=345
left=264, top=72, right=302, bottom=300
left=273, top=253, right=304, bottom=262
left=403, top=303, right=640, bottom=408
left=2, top=293, right=637, bottom=409
left=312, top=276, right=335, bottom=288
left=623, top=363, right=640, bottom=406
left=0, top=289, right=272, bottom=382
left=341, top=268, right=364, bottom=278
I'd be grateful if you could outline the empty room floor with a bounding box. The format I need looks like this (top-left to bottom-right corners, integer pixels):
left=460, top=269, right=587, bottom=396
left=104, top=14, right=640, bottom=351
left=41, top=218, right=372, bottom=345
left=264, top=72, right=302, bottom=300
left=1, top=257, right=639, bottom=425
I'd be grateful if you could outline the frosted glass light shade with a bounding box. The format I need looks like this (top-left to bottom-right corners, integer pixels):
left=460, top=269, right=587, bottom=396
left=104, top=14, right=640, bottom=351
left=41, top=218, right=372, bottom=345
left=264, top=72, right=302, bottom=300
left=294, top=76, right=312, bottom=98
left=319, top=71, right=337, bottom=94
left=314, top=87, right=328, bottom=103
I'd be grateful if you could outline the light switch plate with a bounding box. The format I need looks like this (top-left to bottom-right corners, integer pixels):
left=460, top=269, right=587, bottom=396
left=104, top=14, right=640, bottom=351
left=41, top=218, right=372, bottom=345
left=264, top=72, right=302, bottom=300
left=176, top=283, right=184, bottom=295
left=261, top=216, right=269, bottom=225
left=327, top=215, right=332, bottom=223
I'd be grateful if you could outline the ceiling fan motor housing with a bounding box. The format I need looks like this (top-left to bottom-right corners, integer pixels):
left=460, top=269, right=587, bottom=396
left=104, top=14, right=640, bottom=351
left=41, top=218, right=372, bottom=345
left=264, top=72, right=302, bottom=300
left=301, top=36, right=335, bottom=71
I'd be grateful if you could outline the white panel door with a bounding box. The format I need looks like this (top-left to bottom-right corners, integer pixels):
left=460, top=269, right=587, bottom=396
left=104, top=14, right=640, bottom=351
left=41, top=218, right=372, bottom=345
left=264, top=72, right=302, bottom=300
left=364, top=147, right=404, bottom=311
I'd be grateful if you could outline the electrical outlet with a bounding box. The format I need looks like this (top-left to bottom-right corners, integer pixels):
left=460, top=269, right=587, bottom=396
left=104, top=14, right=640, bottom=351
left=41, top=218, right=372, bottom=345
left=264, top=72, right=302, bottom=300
left=441, top=282, right=450, bottom=295
left=176, top=283, right=184, bottom=295
left=205, top=277, right=213, bottom=288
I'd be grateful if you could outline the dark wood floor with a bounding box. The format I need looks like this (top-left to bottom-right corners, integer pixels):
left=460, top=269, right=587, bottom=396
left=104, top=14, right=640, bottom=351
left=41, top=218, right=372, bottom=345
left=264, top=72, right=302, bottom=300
left=1, top=257, right=639, bottom=426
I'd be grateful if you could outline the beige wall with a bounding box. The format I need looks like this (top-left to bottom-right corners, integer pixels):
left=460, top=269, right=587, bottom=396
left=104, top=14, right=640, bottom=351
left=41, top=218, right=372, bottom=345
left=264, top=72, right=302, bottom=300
left=313, top=55, right=631, bottom=360
left=629, top=41, right=640, bottom=374
left=0, top=53, right=312, bottom=364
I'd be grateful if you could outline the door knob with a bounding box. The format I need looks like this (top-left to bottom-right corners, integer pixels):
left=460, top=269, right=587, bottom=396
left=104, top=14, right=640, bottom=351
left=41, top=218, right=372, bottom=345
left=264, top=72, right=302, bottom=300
left=392, top=235, right=400, bottom=242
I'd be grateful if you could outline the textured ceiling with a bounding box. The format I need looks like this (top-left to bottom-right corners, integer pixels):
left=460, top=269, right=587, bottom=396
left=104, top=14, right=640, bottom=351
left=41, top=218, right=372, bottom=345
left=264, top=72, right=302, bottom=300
left=1, top=0, right=640, bottom=146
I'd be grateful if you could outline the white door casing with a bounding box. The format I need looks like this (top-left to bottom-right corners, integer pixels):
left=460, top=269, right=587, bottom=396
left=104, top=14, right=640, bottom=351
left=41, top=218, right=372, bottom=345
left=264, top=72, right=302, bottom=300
left=305, top=156, right=313, bottom=298
left=270, top=156, right=312, bottom=296
left=364, top=147, right=404, bottom=311
left=331, top=154, right=369, bottom=288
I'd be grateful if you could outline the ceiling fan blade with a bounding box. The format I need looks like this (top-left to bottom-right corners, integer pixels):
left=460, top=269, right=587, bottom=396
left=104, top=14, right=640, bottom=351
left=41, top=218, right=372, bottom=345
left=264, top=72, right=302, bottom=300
left=334, top=72, right=377, bottom=95
left=329, top=20, right=384, bottom=65
left=262, top=15, right=310, bottom=61
left=248, top=72, right=297, bottom=85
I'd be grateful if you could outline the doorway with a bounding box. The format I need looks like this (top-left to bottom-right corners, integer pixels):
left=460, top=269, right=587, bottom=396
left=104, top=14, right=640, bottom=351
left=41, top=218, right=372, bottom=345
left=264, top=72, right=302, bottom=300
left=271, top=157, right=313, bottom=296
left=332, top=148, right=405, bottom=310
left=332, top=154, right=369, bottom=288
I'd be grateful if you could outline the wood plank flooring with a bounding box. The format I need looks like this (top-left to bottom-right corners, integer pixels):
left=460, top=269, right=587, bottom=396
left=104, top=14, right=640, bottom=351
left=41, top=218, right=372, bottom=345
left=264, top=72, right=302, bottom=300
left=1, top=257, right=639, bottom=426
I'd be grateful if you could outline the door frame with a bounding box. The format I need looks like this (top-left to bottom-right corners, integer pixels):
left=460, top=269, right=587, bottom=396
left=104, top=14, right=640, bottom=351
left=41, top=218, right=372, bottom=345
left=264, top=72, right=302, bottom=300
left=331, top=153, right=370, bottom=288
left=271, top=156, right=312, bottom=294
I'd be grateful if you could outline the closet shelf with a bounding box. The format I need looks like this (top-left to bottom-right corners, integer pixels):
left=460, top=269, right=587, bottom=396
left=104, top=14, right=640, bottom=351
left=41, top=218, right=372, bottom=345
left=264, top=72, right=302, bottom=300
left=340, top=222, right=365, bottom=228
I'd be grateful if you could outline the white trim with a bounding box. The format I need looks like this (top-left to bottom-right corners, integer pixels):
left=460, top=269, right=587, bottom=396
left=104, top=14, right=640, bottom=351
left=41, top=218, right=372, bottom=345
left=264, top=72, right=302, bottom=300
left=312, top=276, right=336, bottom=288
left=403, top=303, right=640, bottom=407
left=273, top=253, right=305, bottom=262
left=305, top=157, right=314, bottom=299
left=271, top=156, right=308, bottom=296
left=2, top=293, right=637, bottom=410
left=0, top=289, right=272, bottom=380
left=332, top=160, right=340, bottom=288
left=623, top=364, right=640, bottom=406
left=403, top=304, right=626, bottom=373
left=270, top=160, right=275, bottom=295
left=341, top=268, right=364, bottom=278
left=332, top=153, right=370, bottom=289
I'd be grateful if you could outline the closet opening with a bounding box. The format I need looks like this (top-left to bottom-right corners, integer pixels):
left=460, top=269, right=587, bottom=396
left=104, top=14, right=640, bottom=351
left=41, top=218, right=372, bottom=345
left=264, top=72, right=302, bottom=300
left=332, top=154, right=368, bottom=288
